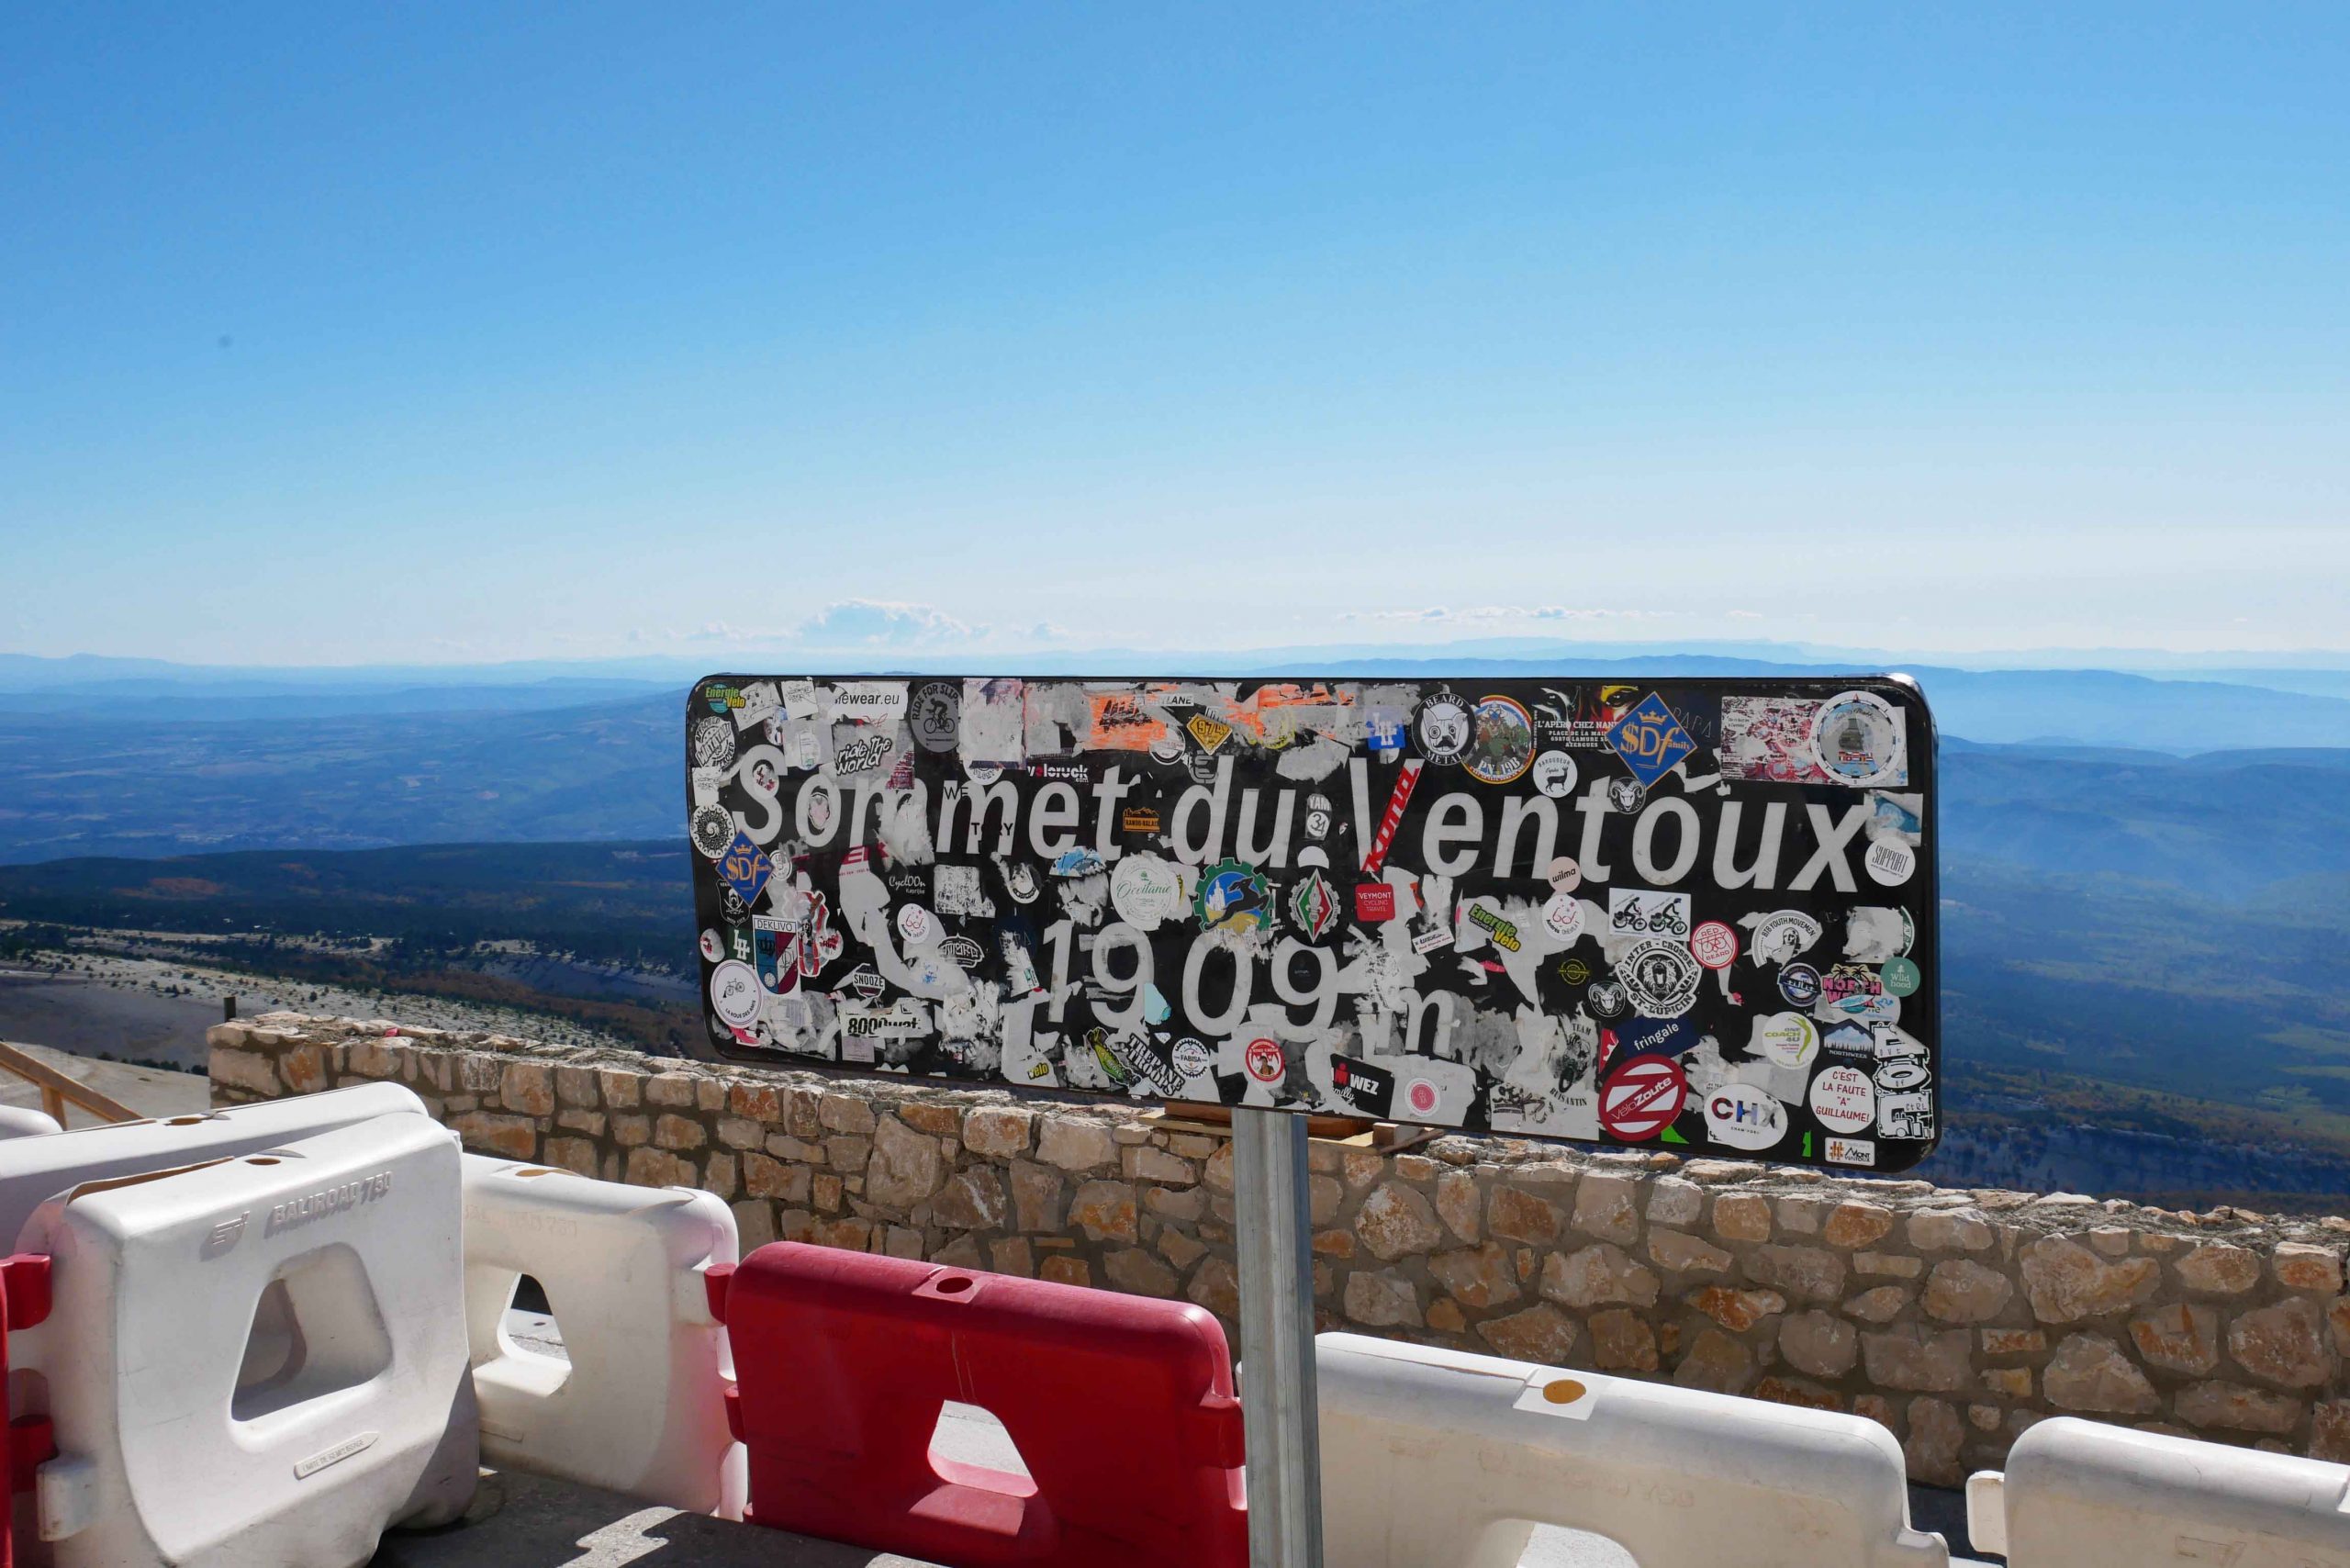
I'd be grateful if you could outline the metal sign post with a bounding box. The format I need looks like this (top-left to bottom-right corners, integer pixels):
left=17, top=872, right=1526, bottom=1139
left=1233, top=1104, right=1324, bottom=1568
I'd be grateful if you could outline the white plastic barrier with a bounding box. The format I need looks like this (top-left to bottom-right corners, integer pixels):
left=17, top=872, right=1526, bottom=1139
left=1315, top=1333, right=1948, bottom=1568
left=1965, top=1417, right=2350, bottom=1565
left=461, top=1154, right=744, bottom=1517
left=0, top=1106, right=62, bottom=1138
left=0, top=1081, right=426, bottom=1244
left=12, top=1112, right=477, bottom=1567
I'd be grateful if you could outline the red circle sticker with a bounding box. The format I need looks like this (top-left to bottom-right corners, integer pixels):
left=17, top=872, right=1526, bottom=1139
left=1404, top=1078, right=1439, bottom=1116
left=1688, top=921, right=1740, bottom=969
left=1600, top=1057, right=1688, bottom=1141
left=1244, top=1037, right=1285, bottom=1084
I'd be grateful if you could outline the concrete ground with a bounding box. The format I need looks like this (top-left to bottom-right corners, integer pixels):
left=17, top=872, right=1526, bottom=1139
left=0, top=1036, right=209, bottom=1125
left=382, top=1310, right=1994, bottom=1567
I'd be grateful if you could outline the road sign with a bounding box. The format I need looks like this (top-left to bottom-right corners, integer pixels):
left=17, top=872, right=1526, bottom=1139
left=687, top=673, right=1939, bottom=1172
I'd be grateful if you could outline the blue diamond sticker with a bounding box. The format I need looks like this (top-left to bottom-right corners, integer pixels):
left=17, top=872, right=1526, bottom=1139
left=718, top=831, right=772, bottom=906
left=1605, top=692, right=1696, bottom=788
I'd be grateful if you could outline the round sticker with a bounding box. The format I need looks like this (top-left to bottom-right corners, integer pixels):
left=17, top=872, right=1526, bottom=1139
left=1170, top=1037, right=1213, bottom=1078
left=897, top=904, right=934, bottom=944
left=1415, top=688, right=1472, bottom=766
left=1403, top=1078, right=1441, bottom=1118
left=1463, top=695, right=1536, bottom=785
left=699, top=928, right=725, bottom=964
left=1618, top=939, right=1701, bottom=1018
left=1778, top=962, right=1823, bottom=1008
left=690, top=804, right=736, bottom=860
left=1002, top=862, right=1042, bottom=904
left=1808, top=1065, right=1876, bottom=1135
left=709, top=960, right=763, bottom=1028
left=1244, top=1037, right=1286, bottom=1085
left=1531, top=751, right=1579, bottom=800
left=1606, top=776, right=1645, bottom=813
left=1810, top=689, right=1907, bottom=788
left=1688, top=921, right=1739, bottom=970
left=1542, top=893, right=1585, bottom=942
left=691, top=716, right=736, bottom=769
left=1546, top=856, right=1582, bottom=894
left=910, top=681, right=961, bottom=752
left=1112, top=855, right=1183, bottom=931
left=1600, top=1057, right=1687, bottom=1141
left=1880, top=956, right=1921, bottom=997
left=1704, top=1083, right=1788, bottom=1150
left=1863, top=837, right=1917, bottom=887
left=1752, top=1011, right=1820, bottom=1069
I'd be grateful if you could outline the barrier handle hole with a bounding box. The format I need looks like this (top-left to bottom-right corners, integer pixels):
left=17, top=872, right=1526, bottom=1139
left=935, top=1276, right=974, bottom=1294
left=245, top=1158, right=281, bottom=1166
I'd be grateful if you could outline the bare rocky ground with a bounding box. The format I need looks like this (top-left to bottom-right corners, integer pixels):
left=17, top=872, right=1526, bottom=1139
left=0, top=950, right=641, bottom=1070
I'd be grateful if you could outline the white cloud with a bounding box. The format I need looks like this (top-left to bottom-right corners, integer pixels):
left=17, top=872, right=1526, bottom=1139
left=1337, top=605, right=1667, bottom=625
left=795, top=599, right=980, bottom=647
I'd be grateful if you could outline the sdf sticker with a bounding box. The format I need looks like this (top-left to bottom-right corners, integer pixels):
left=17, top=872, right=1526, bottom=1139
left=1605, top=692, right=1697, bottom=789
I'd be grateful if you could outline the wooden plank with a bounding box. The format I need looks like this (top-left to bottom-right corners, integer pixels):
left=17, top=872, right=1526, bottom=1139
left=0, top=1040, right=146, bottom=1126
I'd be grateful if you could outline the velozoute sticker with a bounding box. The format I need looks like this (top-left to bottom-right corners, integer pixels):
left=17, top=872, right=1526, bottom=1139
left=686, top=673, right=1941, bottom=1171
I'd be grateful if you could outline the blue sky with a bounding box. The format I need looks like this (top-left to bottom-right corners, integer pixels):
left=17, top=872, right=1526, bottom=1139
left=3, top=4, right=2344, bottom=665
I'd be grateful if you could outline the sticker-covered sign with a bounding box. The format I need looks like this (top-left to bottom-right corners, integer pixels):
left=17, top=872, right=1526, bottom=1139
left=688, top=674, right=1941, bottom=1171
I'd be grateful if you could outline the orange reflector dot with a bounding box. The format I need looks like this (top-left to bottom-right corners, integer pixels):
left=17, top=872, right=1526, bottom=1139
left=1542, top=1378, right=1585, bottom=1405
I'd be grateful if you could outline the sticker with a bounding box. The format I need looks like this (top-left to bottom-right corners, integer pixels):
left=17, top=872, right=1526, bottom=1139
left=1002, top=861, right=1043, bottom=905
left=1877, top=1092, right=1935, bottom=1140
left=1121, top=805, right=1163, bottom=834
left=1741, top=910, right=1823, bottom=966
left=1197, top=860, right=1272, bottom=936
left=1704, top=1083, right=1787, bottom=1150
left=710, top=961, right=763, bottom=1028
left=1542, top=893, right=1584, bottom=941
left=1820, top=1020, right=1874, bottom=1059
left=1304, top=794, right=1333, bottom=840
left=910, top=681, right=961, bottom=751
left=1863, top=837, right=1917, bottom=887
left=752, top=916, right=800, bottom=993
left=1464, top=695, right=1537, bottom=785
left=1512, top=1374, right=1595, bottom=1422
left=1187, top=713, right=1235, bottom=754
left=1288, top=868, right=1339, bottom=940
left=1244, top=1036, right=1286, bottom=1084
left=1052, top=847, right=1106, bottom=878
left=1414, top=687, right=1473, bottom=766
left=699, top=929, right=724, bottom=964
left=1604, top=692, right=1697, bottom=789
left=1559, top=956, right=1593, bottom=985
left=1875, top=1058, right=1930, bottom=1092
left=1751, top=1012, right=1819, bottom=1069
left=829, top=681, right=909, bottom=723
left=836, top=964, right=886, bottom=1002
left=702, top=682, right=744, bottom=715
left=1609, top=890, right=1690, bottom=939
left=1360, top=760, right=1424, bottom=875
left=1616, top=1015, right=1697, bottom=1058
left=1879, top=957, right=1921, bottom=997
left=1810, top=689, right=1908, bottom=789
left=834, top=733, right=892, bottom=775
left=1618, top=939, right=1701, bottom=1018
left=692, top=716, right=736, bottom=769
left=1401, top=1077, right=1442, bottom=1118
left=717, top=833, right=773, bottom=906
left=1808, top=1065, right=1875, bottom=1134
left=1688, top=921, right=1739, bottom=970
left=1465, top=903, right=1523, bottom=952
left=1111, top=855, right=1184, bottom=931
left=1585, top=978, right=1629, bottom=1019
left=939, top=935, right=985, bottom=971
left=690, top=804, right=736, bottom=860
left=1600, top=1057, right=1686, bottom=1141
left=1824, top=1136, right=1876, bottom=1168
left=1718, top=696, right=1828, bottom=784
left=1778, top=963, right=1823, bottom=1008
left=1170, top=1038, right=1213, bottom=1078
left=1329, top=1054, right=1394, bottom=1115
left=1107, top=1032, right=1184, bottom=1096
left=934, top=865, right=993, bottom=917
left=1354, top=883, right=1398, bottom=922
left=1412, top=926, right=1454, bottom=954
left=1546, top=857, right=1583, bottom=894
left=896, top=904, right=934, bottom=944
left=1531, top=751, right=1579, bottom=800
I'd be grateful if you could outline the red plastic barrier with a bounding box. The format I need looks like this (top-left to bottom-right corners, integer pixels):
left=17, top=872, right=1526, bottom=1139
left=1, top=1253, right=55, bottom=1568
left=711, top=1242, right=1248, bottom=1568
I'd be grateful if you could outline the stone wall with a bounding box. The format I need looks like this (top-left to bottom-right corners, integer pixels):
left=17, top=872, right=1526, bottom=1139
left=211, top=1012, right=2350, bottom=1484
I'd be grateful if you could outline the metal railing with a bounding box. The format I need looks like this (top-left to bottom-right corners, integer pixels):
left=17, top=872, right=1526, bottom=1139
left=0, top=1039, right=145, bottom=1126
